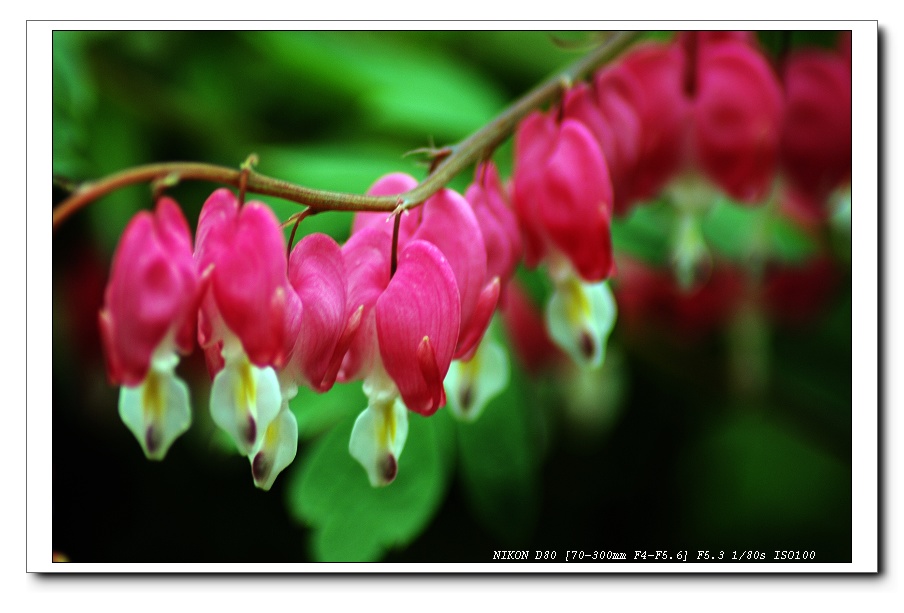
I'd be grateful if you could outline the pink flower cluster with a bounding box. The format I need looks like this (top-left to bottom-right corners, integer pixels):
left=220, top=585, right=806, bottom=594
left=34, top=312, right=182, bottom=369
left=100, top=164, right=521, bottom=488
left=98, top=31, right=851, bottom=489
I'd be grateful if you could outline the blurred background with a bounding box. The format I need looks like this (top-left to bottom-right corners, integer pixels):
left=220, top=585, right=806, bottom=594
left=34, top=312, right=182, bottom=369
left=52, top=30, right=852, bottom=563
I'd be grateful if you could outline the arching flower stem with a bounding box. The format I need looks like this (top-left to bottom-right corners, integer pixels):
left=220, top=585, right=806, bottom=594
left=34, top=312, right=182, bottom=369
left=52, top=31, right=643, bottom=232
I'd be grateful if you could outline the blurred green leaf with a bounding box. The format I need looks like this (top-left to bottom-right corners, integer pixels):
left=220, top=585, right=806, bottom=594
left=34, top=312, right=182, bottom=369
left=286, top=409, right=455, bottom=561
left=680, top=412, right=851, bottom=551
left=455, top=359, right=541, bottom=544
left=702, top=199, right=818, bottom=264
left=611, top=200, right=673, bottom=266
left=246, top=32, right=506, bottom=142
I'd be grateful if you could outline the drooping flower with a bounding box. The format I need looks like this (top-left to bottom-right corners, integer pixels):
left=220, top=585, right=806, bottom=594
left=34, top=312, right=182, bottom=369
left=340, top=226, right=460, bottom=486
left=512, top=111, right=618, bottom=369
left=691, top=37, right=784, bottom=203
left=442, top=163, right=523, bottom=421
left=99, top=197, right=200, bottom=460
left=194, top=189, right=299, bottom=464
left=465, top=162, right=522, bottom=302
left=781, top=47, right=852, bottom=220
left=513, top=113, right=615, bottom=282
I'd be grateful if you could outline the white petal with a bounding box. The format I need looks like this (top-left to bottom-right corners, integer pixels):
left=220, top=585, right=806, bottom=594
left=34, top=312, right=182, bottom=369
left=546, top=276, right=617, bottom=369
left=210, top=353, right=282, bottom=456
left=445, top=336, right=510, bottom=423
left=118, top=364, right=191, bottom=461
left=250, top=405, right=298, bottom=491
left=348, top=395, right=408, bottom=487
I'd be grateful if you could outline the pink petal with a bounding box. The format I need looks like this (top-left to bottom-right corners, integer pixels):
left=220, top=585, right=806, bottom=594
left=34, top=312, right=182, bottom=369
left=101, top=198, right=198, bottom=385
left=351, top=173, right=421, bottom=243
left=467, top=162, right=522, bottom=288
left=375, top=240, right=460, bottom=416
left=694, top=40, right=784, bottom=203
left=195, top=190, right=290, bottom=368
left=781, top=49, right=851, bottom=211
left=338, top=227, right=392, bottom=382
left=513, top=111, right=558, bottom=267
left=287, top=233, right=348, bottom=391
left=455, top=277, right=501, bottom=361
left=538, top=120, right=615, bottom=282
left=602, top=42, right=689, bottom=204
left=411, top=187, right=487, bottom=351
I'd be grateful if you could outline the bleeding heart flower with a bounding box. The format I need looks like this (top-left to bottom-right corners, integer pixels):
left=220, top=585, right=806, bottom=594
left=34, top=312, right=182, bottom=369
left=194, top=189, right=299, bottom=460
left=99, top=197, right=199, bottom=460
left=692, top=38, right=784, bottom=203
left=781, top=47, right=852, bottom=219
left=340, top=226, right=460, bottom=485
left=513, top=113, right=615, bottom=284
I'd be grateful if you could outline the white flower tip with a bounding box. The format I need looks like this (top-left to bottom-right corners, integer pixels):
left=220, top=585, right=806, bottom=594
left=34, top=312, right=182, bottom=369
left=249, top=408, right=298, bottom=491
left=118, top=365, right=192, bottom=461
left=349, top=399, right=408, bottom=487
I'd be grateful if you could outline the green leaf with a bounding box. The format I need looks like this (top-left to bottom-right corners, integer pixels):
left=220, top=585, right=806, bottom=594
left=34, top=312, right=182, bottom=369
left=702, top=199, right=818, bottom=264
left=679, top=412, right=851, bottom=551
left=768, top=216, right=819, bottom=263
left=611, top=200, right=673, bottom=266
left=245, top=32, right=506, bottom=141
left=455, top=360, right=541, bottom=544
left=286, top=409, right=456, bottom=561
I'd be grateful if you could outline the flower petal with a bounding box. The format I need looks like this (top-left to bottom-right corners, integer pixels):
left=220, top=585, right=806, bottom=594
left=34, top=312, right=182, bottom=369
left=195, top=190, right=290, bottom=368
left=411, top=188, right=487, bottom=343
left=118, top=354, right=192, bottom=460
left=348, top=396, right=409, bottom=487
left=352, top=173, right=421, bottom=242
left=545, top=274, right=617, bottom=369
left=209, top=349, right=282, bottom=456
left=375, top=240, right=460, bottom=415
left=538, top=119, right=615, bottom=282
left=288, top=233, right=348, bottom=391
left=338, top=227, right=392, bottom=382
left=102, top=198, right=198, bottom=385
left=445, top=335, right=510, bottom=423
left=250, top=406, right=298, bottom=491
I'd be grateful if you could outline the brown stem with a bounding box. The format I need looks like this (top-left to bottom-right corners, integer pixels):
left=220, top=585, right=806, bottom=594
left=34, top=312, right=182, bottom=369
left=52, top=31, right=643, bottom=232
left=390, top=212, right=402, bottom=278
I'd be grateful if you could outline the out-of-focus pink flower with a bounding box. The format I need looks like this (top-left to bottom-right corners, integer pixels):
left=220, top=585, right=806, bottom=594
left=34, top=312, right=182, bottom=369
left=596, top=42, right=689, bottom=209
left=763, top=257, right=838, bottom=325
left=613, top=257, right=744, bottom=342
left=513, top=113, right=615, bottom=283
left=781, top=48, right=852, bottom=218
left=692, top=38, right=784, bottom=203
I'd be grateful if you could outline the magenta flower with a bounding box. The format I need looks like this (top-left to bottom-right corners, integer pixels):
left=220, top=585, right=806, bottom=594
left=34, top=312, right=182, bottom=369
left=99, top=197, right=199, bottom=460
left=692, top=38, right=784, bottom=203
left=340, top=224, right=460, bottom=486
left=513, top=112, right=615, bottom=283
left=781, top=47, right=852, bottom=219
left=285, top=232, right=360, bottom=393
left=465, top=162, right=522, bottom=302
left=512, top=111, right=619, bottom=369
left=194, top=189, right=299, bottom=470
left=596, top=42, right=688, bottom=209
